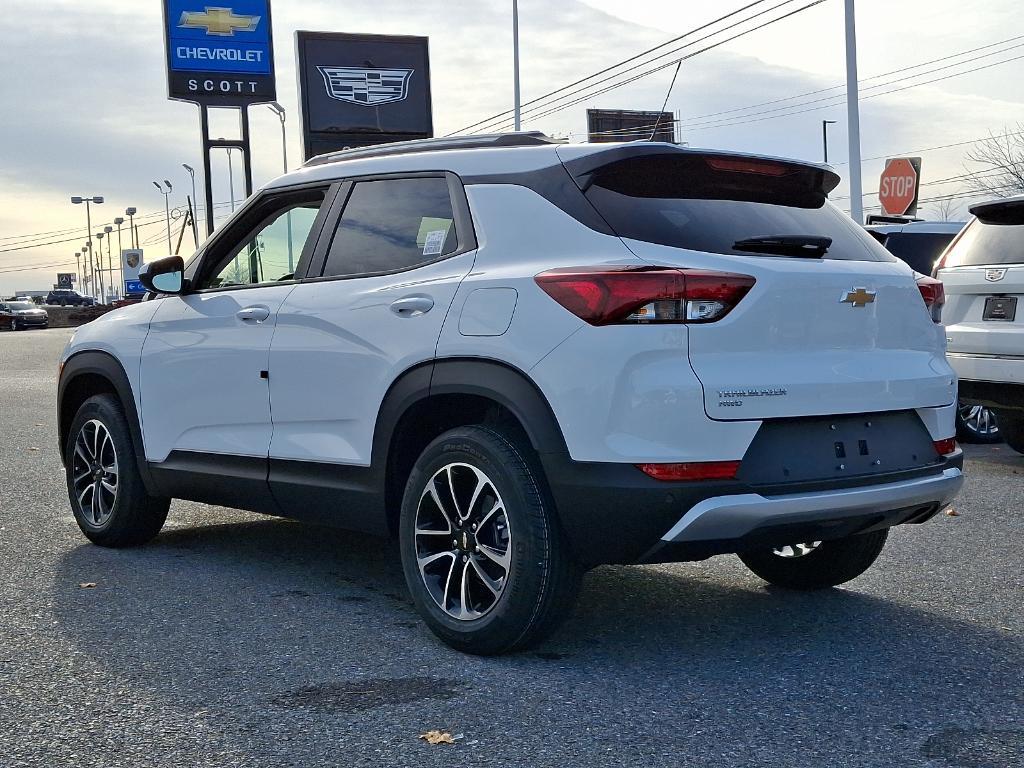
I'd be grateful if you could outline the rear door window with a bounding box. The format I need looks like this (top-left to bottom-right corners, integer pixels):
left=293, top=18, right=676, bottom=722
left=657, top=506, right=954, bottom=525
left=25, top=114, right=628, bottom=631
left=320, top=177, right=458, bottom=278
left=583, top=154, right=894, bottom=262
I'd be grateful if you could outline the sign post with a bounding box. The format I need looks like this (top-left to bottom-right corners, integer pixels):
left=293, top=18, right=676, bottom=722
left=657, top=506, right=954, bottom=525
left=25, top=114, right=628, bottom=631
left=122, top=249, right=145, bottom=297
left=57, top=273, right=75, bottom=289
left=878, top=157, right=922, bottom=217
left=162, top=1, right=277, bottom=236
left=295, top=31, right=432, bottom=161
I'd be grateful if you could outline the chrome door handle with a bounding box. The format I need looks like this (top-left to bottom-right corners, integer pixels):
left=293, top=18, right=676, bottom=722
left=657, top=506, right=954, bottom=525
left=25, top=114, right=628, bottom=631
left=389, top=296, right=434, bottom=317
left=236, top=306, right=271, bottom=323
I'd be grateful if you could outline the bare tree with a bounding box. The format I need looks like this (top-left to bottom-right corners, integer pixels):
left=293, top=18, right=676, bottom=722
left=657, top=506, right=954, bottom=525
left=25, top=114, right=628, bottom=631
left=930, top=197, right=961, bottom=222
left=963, top=125, right=1024, bottom=198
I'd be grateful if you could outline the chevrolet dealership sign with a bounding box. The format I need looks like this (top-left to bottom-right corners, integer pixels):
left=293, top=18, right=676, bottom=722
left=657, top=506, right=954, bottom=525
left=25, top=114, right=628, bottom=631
left=163, top=1, right=276, bottom=105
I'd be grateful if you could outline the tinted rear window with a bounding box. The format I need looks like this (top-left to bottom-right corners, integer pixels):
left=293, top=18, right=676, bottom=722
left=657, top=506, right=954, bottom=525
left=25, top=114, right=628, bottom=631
left=584, top=154, right=894, bottom=262
left=879, top=231, right=956, bottom=274
left=943, top=218, right=1024, bottom=268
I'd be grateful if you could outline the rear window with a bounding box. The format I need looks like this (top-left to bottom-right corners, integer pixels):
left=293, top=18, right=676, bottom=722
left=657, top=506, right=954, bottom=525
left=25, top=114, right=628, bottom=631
left=583, top=154, right=894, bottom=262
left=942, top=214, right=1024, bottom=268
left=878, top=231, right=957, bottom=274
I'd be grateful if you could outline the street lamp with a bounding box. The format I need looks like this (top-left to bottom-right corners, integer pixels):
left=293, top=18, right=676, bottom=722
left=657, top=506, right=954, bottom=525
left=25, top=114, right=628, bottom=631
left=125, top=207, right=137, bottom=248
left=153, top=180, right=173, bottom=253
left=114, top=217, right=125, bottom=294
left=73, top=252, right=81, bottom=287
left=216, top=139, right=239, bottom=211
left=513, top=0, right=521, bottom=131
left=182, top=163, right=199, bottom=245
left=104, top=226, right=114, bottom=300
left=70, top=195, right=103, bottom=299
left=822, top=120, right=837, bottom=164
left=95, top=230, right=107, bottom=303
left=267, top=102, right=287, bottom=173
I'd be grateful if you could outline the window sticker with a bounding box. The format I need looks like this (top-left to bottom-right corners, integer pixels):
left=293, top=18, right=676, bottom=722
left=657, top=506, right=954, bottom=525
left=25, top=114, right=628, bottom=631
left=422, top=229, right=448, bottom=256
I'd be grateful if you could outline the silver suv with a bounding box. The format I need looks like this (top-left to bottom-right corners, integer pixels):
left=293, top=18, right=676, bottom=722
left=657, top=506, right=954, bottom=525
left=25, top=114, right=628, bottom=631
left=939, top=197, right=1024, bottom=453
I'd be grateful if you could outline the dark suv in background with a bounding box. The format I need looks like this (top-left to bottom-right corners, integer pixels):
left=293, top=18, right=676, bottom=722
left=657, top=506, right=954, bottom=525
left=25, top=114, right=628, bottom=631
left=46, top=289, right=95, bottom=307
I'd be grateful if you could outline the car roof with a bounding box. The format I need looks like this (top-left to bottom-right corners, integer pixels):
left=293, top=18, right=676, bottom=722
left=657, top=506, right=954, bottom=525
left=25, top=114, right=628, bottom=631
left=866, top=221, right=966, bottom=235
left=266, top=133, right=837, bottom=190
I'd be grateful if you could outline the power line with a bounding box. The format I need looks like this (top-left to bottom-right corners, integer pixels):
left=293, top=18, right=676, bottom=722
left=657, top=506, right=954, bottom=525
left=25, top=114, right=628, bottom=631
left=448, top=0, right=778, bottom=135
left=480, top=0, right=829, bottom=134
left=0, top=217, right=165, bottom=254
left=834, top=130, right=1024, bottom=167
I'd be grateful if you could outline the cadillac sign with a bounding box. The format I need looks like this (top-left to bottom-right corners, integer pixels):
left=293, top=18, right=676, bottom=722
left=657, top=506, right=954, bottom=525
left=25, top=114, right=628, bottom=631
left=296, top=31, right=433, bottom=161
left=162, top=0, right=277, bottom=105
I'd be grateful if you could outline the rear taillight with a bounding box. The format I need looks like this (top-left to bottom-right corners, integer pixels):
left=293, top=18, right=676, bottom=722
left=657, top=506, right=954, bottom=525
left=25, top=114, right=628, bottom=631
left=933, top=437, right=957, bottom=456
left=917, top=276, right=945, bottom=323
left=637, top=461, right=742, bottom=481
left=534, top=266, right=755, bottom=326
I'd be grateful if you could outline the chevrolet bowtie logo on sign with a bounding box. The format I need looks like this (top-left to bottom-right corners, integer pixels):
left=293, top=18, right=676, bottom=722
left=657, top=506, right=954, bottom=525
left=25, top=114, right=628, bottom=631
left=179, top=7, right=260, bottom=36
left=318, top=66, right=415, bottom=106
left=841, top=287, right=877, bottom=307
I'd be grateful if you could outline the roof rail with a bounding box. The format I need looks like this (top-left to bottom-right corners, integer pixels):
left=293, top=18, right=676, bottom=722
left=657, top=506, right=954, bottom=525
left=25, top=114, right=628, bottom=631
left=302, top=131, right=561, bottom=168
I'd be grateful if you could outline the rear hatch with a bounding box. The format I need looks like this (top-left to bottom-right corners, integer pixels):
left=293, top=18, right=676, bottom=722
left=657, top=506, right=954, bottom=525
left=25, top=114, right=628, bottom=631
left=939, top=199, right=1024, bottom=358
left=563, top=146, right=955, bottom=420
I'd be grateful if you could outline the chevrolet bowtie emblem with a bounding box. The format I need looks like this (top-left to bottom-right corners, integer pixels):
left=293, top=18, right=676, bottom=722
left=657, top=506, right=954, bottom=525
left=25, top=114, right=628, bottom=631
left=840, top=287, right=876, bottom=307
left=178, top=7, right=260, bottom=36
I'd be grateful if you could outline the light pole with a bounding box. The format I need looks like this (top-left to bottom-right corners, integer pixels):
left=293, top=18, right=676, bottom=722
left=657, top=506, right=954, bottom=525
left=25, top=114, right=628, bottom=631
left=125, top=207, right=137, bottom=248
left=70, top=195, right=103, bottom=299
left=81, top=243, right=91, bottom=295
left=153, top=180, right=173, bottom=252
left=74, top=252, right=81, bottom=287
left=95, top=230, right=107, bottom=303
left=267, top=102, right=294, bottom=271
left=104, top=226, right=114, bottom=300
left=183, top=164, right=199, bottom=245
left=844, top=0, right=864, bottom=223
left=822, top=120, right=837, bottom=164
left=114, top=217, right=125, bottom=295
left=512, top=0, right=521, bottom=131
left=217, top=141, right=239, bottom=211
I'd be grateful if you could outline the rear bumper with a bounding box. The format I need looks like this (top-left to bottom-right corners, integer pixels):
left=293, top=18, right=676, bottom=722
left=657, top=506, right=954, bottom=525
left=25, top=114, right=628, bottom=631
left=642, top=465, right=962, bottom=563
left=542, top=451, right=964, bottom=566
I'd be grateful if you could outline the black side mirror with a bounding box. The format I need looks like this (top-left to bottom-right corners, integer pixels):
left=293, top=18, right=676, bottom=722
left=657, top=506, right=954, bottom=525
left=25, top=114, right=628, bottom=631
left=139, top=256, right=186, bottom=295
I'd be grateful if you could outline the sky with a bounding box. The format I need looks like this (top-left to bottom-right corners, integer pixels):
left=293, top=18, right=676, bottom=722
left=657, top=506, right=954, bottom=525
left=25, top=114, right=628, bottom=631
left=1, top=0, right=1023, bottom=294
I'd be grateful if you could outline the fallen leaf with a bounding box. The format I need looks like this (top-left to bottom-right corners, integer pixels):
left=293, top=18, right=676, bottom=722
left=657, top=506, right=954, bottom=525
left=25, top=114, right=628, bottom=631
left=34, top=423, right=44, bottom=427
left=78, top=582, right=97, bottom=589
left=27, top=447, right=39, bottom=452
left=945, top=507, right=960, bottom=517
left=418, top=730, right=456, bottom=745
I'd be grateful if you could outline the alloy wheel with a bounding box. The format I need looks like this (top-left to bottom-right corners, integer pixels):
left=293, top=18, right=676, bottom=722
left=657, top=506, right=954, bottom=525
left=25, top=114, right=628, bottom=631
left=958, top=402, right=999, bottom=439
left=71, top=419, right=119, bottom=527
left=772, top=541, right=822, bottom=558
left=414, top=463, right=511, bottom=621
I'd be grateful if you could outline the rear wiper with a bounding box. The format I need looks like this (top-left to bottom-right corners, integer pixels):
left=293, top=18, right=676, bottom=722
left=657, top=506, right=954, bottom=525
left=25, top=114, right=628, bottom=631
left=732, top=235, right=831, bottom=258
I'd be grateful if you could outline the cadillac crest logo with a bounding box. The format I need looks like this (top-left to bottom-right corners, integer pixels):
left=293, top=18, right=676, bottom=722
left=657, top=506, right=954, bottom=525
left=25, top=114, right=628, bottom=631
left=317, top=66, right=414, bottom=106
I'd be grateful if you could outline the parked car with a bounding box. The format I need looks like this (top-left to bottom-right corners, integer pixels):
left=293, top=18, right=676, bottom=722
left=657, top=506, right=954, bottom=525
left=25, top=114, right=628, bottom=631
left=866, top=220, right=1000, bottom=443
left=0, top=300, right=48, bottom=330
left=938, top=196, right=1024, bottom=454
left=46, top=289, right=94, bottom=306
left=57, top=134, right=964, bottom=654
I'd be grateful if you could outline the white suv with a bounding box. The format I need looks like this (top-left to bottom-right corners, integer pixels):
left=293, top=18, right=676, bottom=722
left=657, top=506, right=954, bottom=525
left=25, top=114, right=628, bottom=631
left=938, top=196, right=1024, bottom=453
left=58, top=134, right=963, bottom=654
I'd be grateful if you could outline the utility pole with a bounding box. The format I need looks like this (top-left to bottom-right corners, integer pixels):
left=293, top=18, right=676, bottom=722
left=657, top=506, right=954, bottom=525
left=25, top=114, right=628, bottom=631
left=844, top=0, right=864, bottom=223
left=512, top=0, right=521, bottom=131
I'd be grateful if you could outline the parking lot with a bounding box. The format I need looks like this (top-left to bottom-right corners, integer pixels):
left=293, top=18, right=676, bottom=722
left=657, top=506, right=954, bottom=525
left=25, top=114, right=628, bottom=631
left=1, top=327, right=1021, bottom=767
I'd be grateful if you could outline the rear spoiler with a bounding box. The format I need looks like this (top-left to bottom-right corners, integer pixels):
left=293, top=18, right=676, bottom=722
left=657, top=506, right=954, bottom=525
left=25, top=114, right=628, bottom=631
left=560, top=144, right=841, bottom=207
left=969, top=197, right=1024, bottom=225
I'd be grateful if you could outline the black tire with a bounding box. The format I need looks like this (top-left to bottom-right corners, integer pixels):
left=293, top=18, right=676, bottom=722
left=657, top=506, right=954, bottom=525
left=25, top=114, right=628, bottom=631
left=399, top=425, right=580, bottom=655
left=11, top=318, right=19, bottom=331
left=64, top=394, right=170, bottom=547
left=739, top=529, right=888, bottom=590
left=956, top=400, right=1001, bottom=444
left=995, top=411, right=1024, bottom=455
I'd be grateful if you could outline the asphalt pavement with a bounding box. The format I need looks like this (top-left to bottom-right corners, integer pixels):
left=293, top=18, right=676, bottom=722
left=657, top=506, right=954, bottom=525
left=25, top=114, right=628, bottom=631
left=1, top=328, right=1021, bottom=767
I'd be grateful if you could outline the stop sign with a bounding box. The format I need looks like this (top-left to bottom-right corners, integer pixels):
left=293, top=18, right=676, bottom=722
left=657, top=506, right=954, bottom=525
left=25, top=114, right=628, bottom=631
left=878, top=157, right=921, bottom=216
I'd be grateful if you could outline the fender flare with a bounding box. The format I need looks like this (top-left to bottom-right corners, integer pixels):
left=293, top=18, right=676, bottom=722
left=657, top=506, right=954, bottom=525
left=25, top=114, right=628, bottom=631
left=58, top=350, right=155, bottom=492
left=370, top=357, right=570, bottom=471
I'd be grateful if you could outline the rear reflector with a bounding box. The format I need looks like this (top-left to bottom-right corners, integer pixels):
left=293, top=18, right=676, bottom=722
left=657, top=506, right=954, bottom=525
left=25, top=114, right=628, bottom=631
left=917, top=276, right=945, bottom=323
left=534, top=266, right=755, bottom=326
left=636, top=461, right=742, bottom=482
left=933, top=438, right=957, bottom=456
